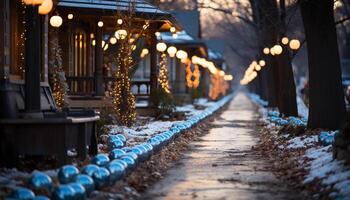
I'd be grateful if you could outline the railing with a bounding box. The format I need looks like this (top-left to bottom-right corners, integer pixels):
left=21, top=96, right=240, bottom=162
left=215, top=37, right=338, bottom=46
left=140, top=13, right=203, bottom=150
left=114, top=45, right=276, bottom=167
left=66, top=76, right=151, bottom=97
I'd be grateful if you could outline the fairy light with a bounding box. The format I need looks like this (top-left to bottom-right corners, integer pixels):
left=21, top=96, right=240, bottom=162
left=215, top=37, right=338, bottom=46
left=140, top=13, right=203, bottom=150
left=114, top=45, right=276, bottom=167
left=117, top=19, right=123, bottom=25
left=185, top=60, right=200, bottom=89
left=158, top=53, right=171, bottom=93
left=67, top=13, right=73, bottom=20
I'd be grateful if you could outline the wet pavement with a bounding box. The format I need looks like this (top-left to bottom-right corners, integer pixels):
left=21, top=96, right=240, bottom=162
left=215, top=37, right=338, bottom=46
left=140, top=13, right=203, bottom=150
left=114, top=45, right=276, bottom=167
left=142, top=93, right=306, bottom=200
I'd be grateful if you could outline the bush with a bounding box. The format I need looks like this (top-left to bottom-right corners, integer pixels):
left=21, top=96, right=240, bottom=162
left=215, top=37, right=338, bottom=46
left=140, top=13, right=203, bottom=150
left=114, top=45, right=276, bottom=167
left=150, top=88, right=175, bottom=118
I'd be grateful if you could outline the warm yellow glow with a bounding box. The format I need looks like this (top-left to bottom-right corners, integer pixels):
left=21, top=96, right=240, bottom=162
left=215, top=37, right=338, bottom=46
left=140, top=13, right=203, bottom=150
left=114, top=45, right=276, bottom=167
left=156, top=42, right=167, bottom=52
left=259, top=60, right=266, bottom=67
left=224, top=75, right=233, bottom=81
left=172, top=33, right=178, bottom=39
left=255, top=64, right=261, bottom=71
left=97, top=21, right=104, bottom=27
left=67, top=14, right=74, bottom=20
left=270, top=47, right=276, bottom=56
left=263, top=48, right=270, bottom=55
left=23, top=0, right=45, bottom=5
left=167, top=46, right=177, bottom=57
left=103, top=44, right=109, bottom=51
left=281, top=37, right=289, bottom=45
left=50, top=15, right=63, bottom=28
left=219, top=71, right=225, bottom=76
left=140, top=48, right=149, bottom=58
left=170, top=27, right=176, bottom=33
left=273, top=45, right=283, bottom=55
left=110, top=37, right=117, bottom=45
left=92, top=40, right=96, bottom=46
left=155, top=32, right=161, bottom=37
left=117, top=19, right=123, bottom=25
left=115, top=29, right=127, bottom=40
left=289, top=39, right=301, bottom=50
left=176, top=50, right=188, bottom=60
left=38, top=0, right=53, bottom=15
left=102, top=40, right=106, bottom=47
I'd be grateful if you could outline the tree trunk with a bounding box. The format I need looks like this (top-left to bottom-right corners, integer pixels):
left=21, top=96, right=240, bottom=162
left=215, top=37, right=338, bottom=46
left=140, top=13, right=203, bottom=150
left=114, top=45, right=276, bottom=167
left=300, top=0, right=346, bottom=129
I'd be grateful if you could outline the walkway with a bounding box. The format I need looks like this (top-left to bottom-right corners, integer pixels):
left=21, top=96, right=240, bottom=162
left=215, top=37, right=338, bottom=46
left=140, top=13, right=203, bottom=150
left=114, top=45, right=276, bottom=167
left=142, top=93, right=306, bottom=200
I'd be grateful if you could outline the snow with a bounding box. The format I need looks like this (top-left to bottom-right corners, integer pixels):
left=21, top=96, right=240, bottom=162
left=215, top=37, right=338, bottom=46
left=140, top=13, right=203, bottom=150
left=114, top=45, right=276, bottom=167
left=286, top=135, right=318, bottom=149
left=249, top=93, right=350, bottom=199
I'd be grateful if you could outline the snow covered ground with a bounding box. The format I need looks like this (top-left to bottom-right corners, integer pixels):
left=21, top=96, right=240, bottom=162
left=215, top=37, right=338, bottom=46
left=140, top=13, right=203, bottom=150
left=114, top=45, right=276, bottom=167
left=250, top=94, right=350, bottom=200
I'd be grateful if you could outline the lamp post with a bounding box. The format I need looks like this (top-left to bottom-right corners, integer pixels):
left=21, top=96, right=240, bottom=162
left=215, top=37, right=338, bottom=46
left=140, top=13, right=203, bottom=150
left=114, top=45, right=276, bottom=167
left=24, top=0, right=45, bottom=118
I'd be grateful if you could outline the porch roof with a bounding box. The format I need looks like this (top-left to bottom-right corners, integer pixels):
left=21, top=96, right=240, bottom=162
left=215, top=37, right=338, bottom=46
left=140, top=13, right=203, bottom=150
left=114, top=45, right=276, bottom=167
left=57, top=0, right=181, bottom=31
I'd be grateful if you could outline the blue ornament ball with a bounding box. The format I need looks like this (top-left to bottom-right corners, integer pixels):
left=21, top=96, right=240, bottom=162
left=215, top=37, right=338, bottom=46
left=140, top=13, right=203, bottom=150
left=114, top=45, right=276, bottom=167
left=9, top=187, right=35, bottom=200
left=33, top=195, right=50, bottom=200
left=125, top=152, right=138, bottom=161
left=109, top=149, right=126, bottom=160
left=68, top=183, right=86, bottom=200
left=81, top=164, right=100, bottom=177
left=108, top=139, right=124, bottom=150
left=120, top=155, right=136, bottom=170
left=28, top=172, right=53, bottom=190
left=92, top=167, right=110, bottom=189
left=73, top=174, right=95, bottom=195
left=106, top=162, right=125, bottom=183
left=58, top=165, right=79, bottom=184
left=91, top=154, right=110, bottom=167
left=115, top=134, right=127, bottom=143
left=110, top=159, right=128, bottom=169
left=52, top=185, right=75, bottom=200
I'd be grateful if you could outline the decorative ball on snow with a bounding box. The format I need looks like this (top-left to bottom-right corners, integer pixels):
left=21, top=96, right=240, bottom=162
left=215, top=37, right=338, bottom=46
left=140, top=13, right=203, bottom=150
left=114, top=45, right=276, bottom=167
left=92, top=167, right=110, bottom=189
left=106, top=162, right=125, bottom=183
left=9, top=187, right=35, bottom=199
left=28, top=172, right=53, bottom=190
left=110, top=159, right=128, bottom=169
left=109, top=149, right=126, bottom=160
left=81, top=164, right=100, bottom=177
left=122, top=147, right=131, bottom=152
left=52, top=185, right=75, bottom=200
left=73, top=174, right=95, bottom=195
left=147, top=137, right=160, bottom=147
left=58, top=165, right=79, bottom=184
left=143, top=143, right=153, bottom=152
left=33, top=195, right=50, bottom=200
left=108, top=139, right=124, bottom=150
left=120, top=155, right=136, bottom=170
left=115, top=134, right=127, bottom=143
left=91, top=154, right=110, bottom=167
left=125, top=152, right=138, bottom=161
left=68, top=183, right=86, bottom=200
left=137, top=145, right=149, bottom=157
left=130, top=147, right=143, bottom=158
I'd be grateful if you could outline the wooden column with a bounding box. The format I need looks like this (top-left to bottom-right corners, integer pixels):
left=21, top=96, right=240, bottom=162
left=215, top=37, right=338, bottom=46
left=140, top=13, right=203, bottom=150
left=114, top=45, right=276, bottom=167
left=24, top=5, right=42, bottom=118
left=0, top=0, right=9, bottom=79
left=149, top=31, right=158, bottom=92
left=94, top=21, right=104, bottom=96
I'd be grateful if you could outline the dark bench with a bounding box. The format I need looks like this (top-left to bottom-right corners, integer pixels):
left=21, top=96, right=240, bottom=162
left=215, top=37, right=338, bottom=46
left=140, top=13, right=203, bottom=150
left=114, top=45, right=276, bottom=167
left=0, top=81, right=100, bottom=167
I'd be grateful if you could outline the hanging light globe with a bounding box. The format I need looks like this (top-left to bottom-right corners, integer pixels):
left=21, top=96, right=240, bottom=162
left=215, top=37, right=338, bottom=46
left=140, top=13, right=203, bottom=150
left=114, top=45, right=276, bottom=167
left=97, top=21, right=104, bottom=27
left=170, top=27, right=176, bottom=33
left=176, top=50, right=188, bottom=60
left=289, top=39, right=301, bottom=50
left=38, top=0, right=53, bottom=15
left=167, top=46, right=177, bottom=57
left=259, top=60, right=266, bottom=67
left=273, top=45, right=283, bottom=55
left=281, top=37, right=289, bottom=45
left=23, top=0, right=45, bottom=5
left=117, top=19, right=123, bottom=25
left=156, top=42, right=167, bottom=52
left=263, top=48, right=270, bottom=55
left=255, top=64, right=261, bottom=71
left=110, top=37, right=117, bottom=45
left=50, top=15, right=63, bottom=28
left=67, top=14, right=74, bottom=20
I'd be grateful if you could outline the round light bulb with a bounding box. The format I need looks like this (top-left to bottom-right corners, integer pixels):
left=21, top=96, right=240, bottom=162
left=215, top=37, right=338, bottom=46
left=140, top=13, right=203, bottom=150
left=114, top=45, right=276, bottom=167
left=176, top=50, right=188, bottom=60
left=263, top=48, right=270, bottom=55
left=115, top=29, right=127, bottom=40
left=155, top=32, right=161, bottom=37
left=259, top=60, right=266, bottom=67
left=167, top=46, right=177, bottom=57
left=97, top=21, right=104, bottom=27
left=156, top=42, right=167, bottom=52
left=289, top=39, right=301, bottom=50
left=50, top=15, right=63, bottom=28
left=110, top=37, right=117, bottom=45
left=170, top=27, right=176, bottom=33
left=117, top=19, right=123, bottom=25
left=38, top=0, right=53, bottom=15
left=255, top=64, right=261, bottom=71
left=172, top=33, right=178, bottom=39
left=273, top=45, right=283, bottom=55
left=68, top=14, right=74, bottom=20
left=281, top=37, right=289, bottom=45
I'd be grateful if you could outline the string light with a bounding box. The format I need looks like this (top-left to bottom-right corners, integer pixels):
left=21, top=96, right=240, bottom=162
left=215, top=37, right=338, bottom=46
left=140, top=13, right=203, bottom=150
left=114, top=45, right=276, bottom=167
left=110, top=37, right=117, bottom=45
left=273, top=45, right=283, bottom=55
left=185, top=60, right=200, bottom=89
left=155, top=32, right=161, bottom=37
left=170, top=27, right=176, bottom=33
left=117, top=19, right=123, bottom=25
left=156, top=42, right=167, bottom=52
left=289, top=39, right=301, bottom=50
left=67, top=13, right=74, bottom=20
left=115, top=29, right=127, bottom=40
left=140, top=48, right=149, bottom=58
left=281, top=37, right=289, bottom=45
left=50, top=15, right=63, bottom=27
left=263, top=48, right=270, bottom=55
left=167, top=46, right=177, bottom=57
left=259, top=60, right=266, bottom=67
left=158, top=53, right=171, bottom=93
left=97, top=21, right=104, bottom=27
left=38, top=0, right=53, bottom=15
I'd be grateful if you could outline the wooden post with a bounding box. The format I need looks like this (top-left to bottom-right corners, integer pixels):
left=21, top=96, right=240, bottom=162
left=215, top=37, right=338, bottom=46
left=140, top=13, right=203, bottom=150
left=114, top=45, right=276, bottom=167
left=149, top=31, right=158, bottom=93
left=94, top=20, right=104, bottom=96
left=0, top=0, right=9, bottom=79
left=24, top=5, right=43, bottom=118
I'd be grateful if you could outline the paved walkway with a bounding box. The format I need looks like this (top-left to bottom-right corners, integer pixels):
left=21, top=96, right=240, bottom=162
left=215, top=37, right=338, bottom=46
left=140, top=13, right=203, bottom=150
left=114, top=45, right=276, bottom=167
left=143, top=93, right=306, bottom=200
